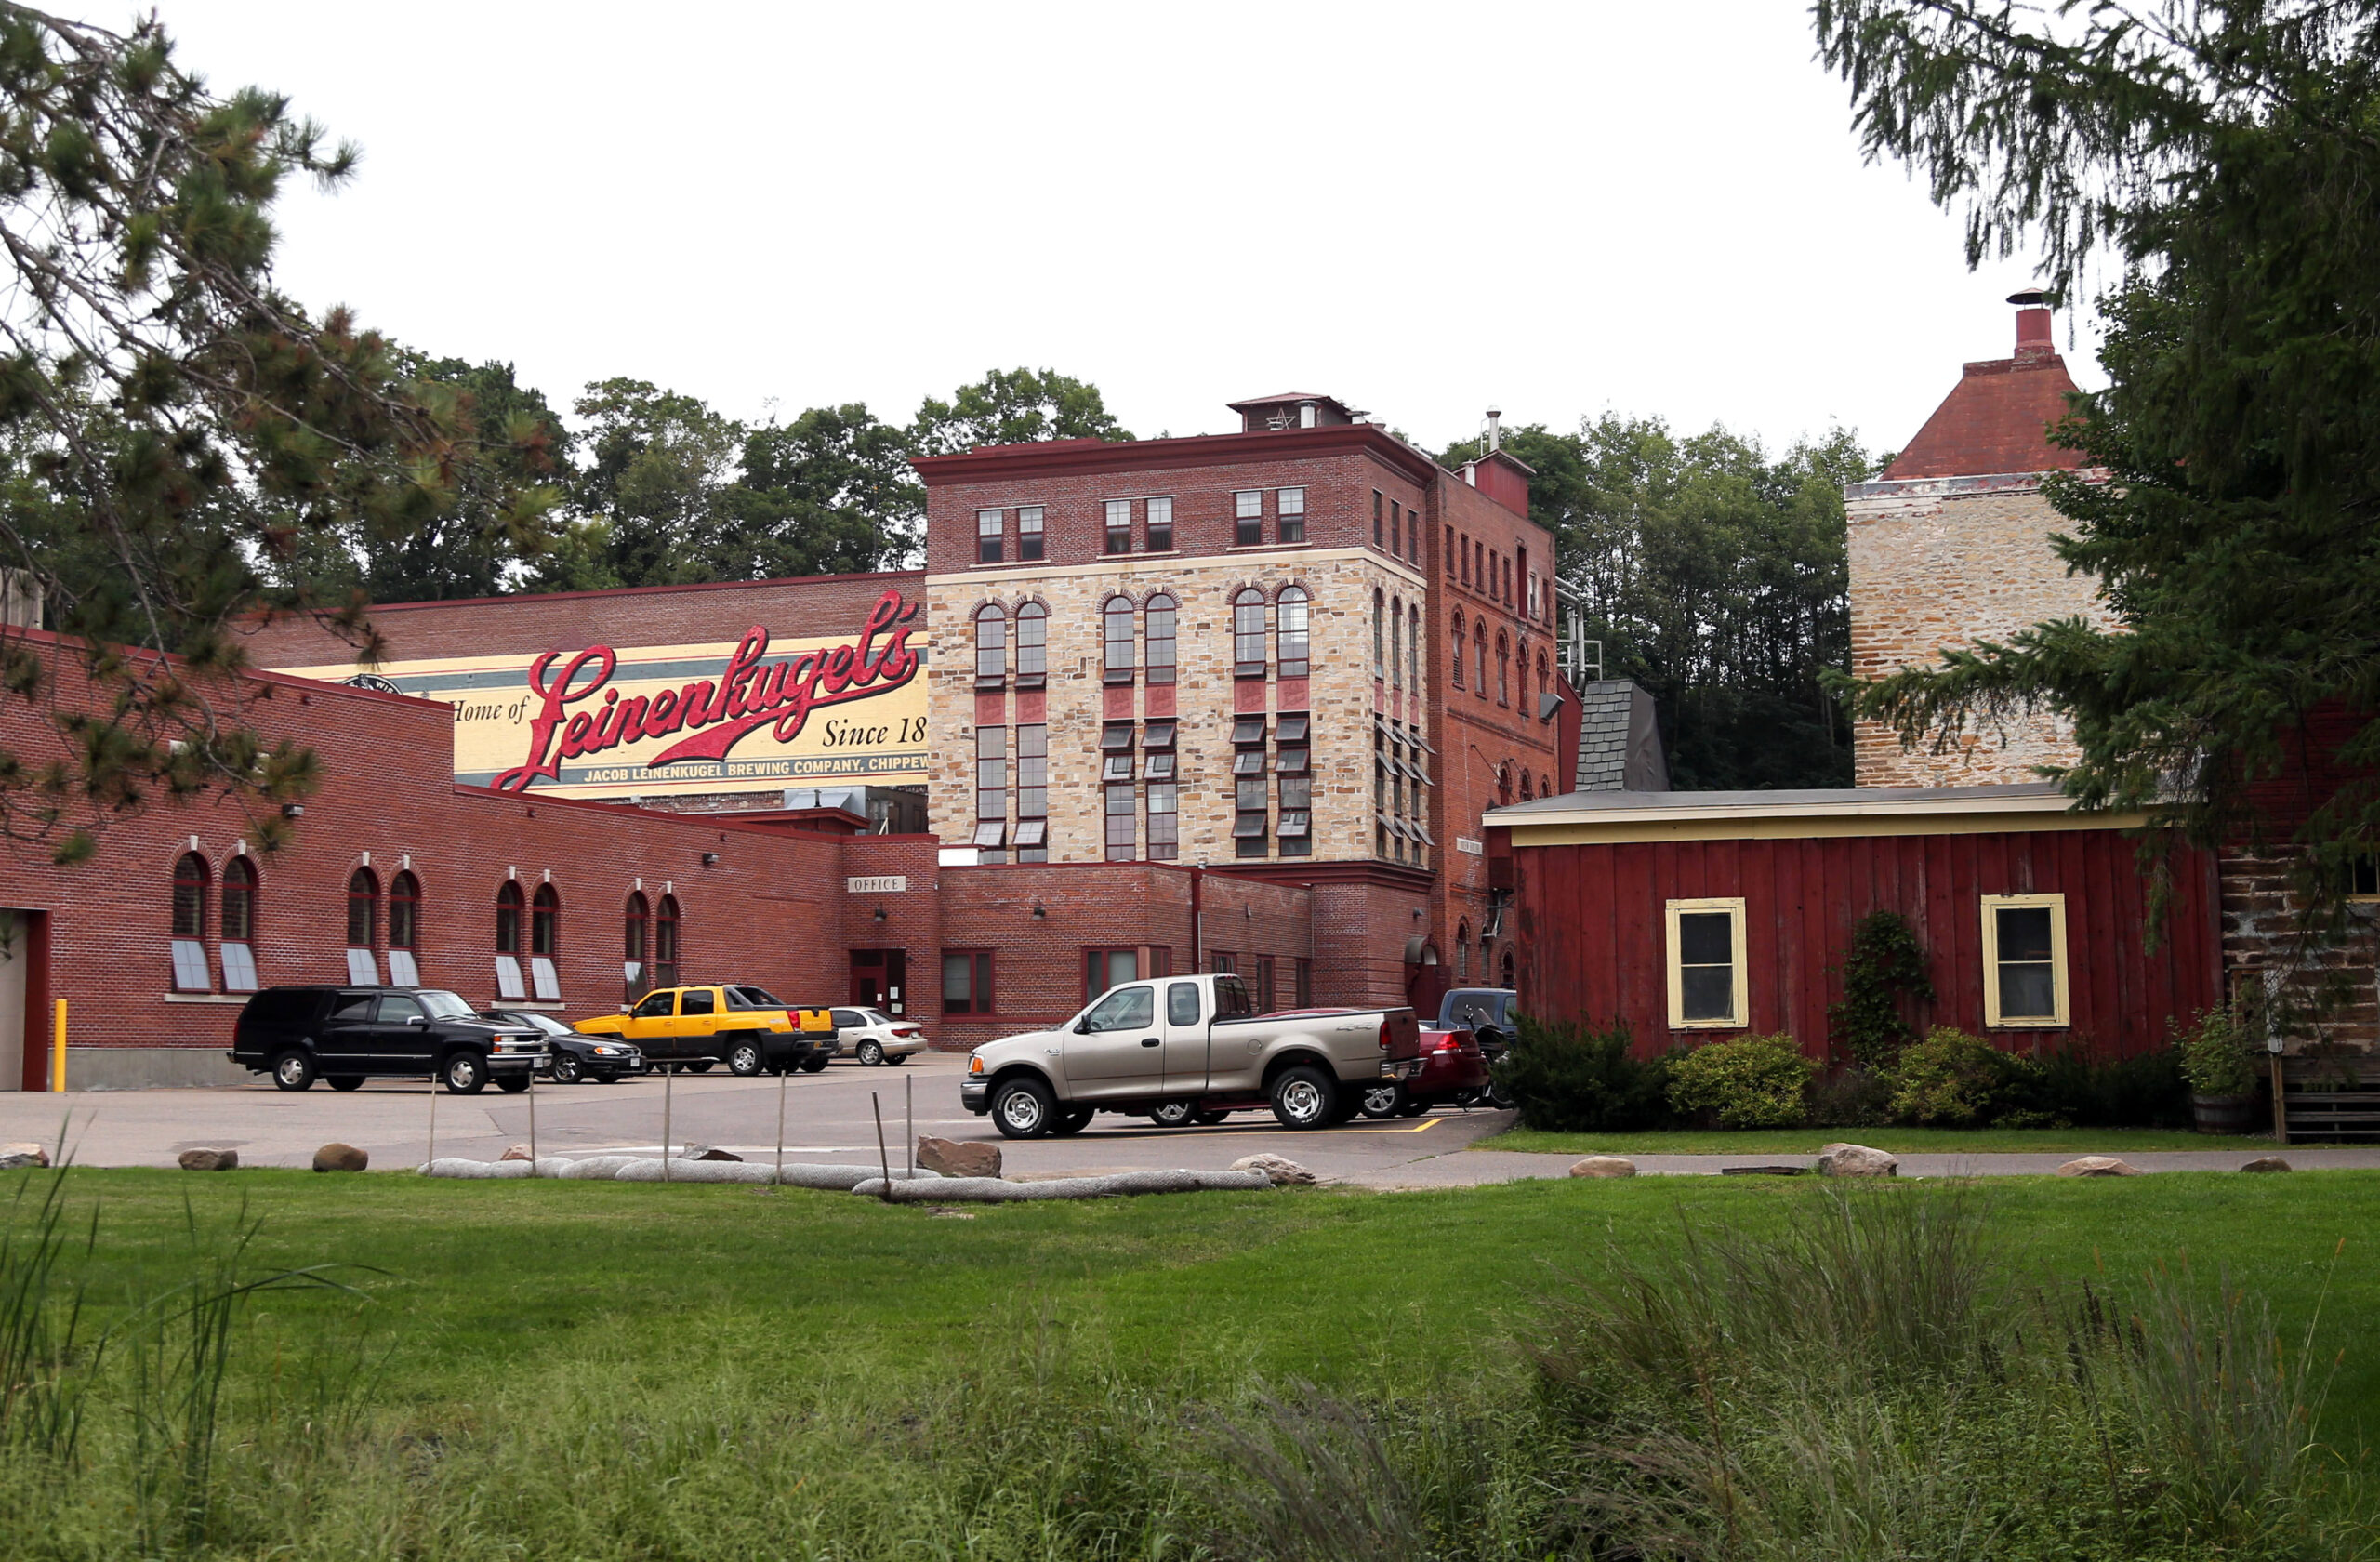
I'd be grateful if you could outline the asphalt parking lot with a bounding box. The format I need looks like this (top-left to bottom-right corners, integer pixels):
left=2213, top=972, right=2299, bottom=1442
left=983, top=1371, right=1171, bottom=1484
left=0, top=1052, right=1524, bottom=1185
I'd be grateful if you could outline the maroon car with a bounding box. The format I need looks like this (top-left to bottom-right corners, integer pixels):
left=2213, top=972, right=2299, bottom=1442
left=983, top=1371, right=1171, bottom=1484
left=1355, top=1024, right=1488, bottom=1118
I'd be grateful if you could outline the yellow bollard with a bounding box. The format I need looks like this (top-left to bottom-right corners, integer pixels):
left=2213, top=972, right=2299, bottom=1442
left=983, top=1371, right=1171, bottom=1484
left=50, top=999, right=65, bottom=1092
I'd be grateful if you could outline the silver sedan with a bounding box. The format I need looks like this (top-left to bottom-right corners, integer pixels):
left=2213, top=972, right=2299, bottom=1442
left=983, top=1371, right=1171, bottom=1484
left=828, top=1007, right=928, bottom=1066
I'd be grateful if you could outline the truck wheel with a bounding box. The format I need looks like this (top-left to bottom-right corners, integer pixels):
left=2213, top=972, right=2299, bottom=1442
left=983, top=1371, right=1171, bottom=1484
left=800, top=1053, right=829, bottom=1074
left=1051, top=1106, right=1093, bottom=1137
left=856, top=1039, right=884, bottom=1066
left=1147, top=1100, right=1198, bottom=1128
left=1357, top=1082, right=1404, bottom=1119
left=991, top=1077, right=1056, bottom=1139
left=327, top=1075, right=364, bottom=1092
left=727, top=1039, right=763, bottom=1077
left=443, top=1052, right=488, bottom=1094
left=1269, top=1066, right=1338, bottom=1131
left=271, top=1051, right=316, bottom=1092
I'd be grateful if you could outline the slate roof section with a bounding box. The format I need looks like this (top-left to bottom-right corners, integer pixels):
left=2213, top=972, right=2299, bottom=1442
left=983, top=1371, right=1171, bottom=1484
left=1574, top=680, right=1668, bottom=792
left=1880, top=346, right=2086, bottom=481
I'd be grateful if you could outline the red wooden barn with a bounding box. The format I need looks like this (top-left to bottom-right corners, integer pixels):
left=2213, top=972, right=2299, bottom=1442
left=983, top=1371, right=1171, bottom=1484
left=1486, top=783, right=2223, bottom=1060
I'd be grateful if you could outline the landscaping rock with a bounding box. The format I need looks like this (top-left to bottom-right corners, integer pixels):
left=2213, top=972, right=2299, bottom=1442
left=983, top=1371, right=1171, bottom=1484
left=499, top=1143, right=534, bottom=1161
left=0, top=1143, right=49, bottom=1170
left=917, top=1136, right=1000, bottom=1179
left=2241, top=1156, right=2293, bottom=1173
left=2056, top=1156, right=2141, bottom=1177
left=1567, top=1156, right=1638, bottom=1178
left=311, top=1143, right=368, bottom=1173
left=686, top=1145, right=743, bottom=1162
left=1817, top=1143, right=1898, bottom=1178
left=1231, top=1153, right=1316, bottom=1185
left=178, top=1148, right=237, bottom=1172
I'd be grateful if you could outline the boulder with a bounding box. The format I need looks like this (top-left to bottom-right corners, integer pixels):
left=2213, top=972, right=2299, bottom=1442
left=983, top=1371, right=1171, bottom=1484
left=2056, top=1156, right=2141, bottom=1177
left=1231, top=1153, right=1316, bottom=1185
left=2241, top=1156, right=2294, bottom=1173
left=498, top=1144, right=534, bottom=1162
left=178, top=1148, right=238, bottom=1172
left=1816, top=1143, right=1898, bottom=1178
left=312, top=1143, right=368, bottom=1173
left=0, top=1142, right=49, bottom=1170
left=917, top=1135, right=1001, bottom=1179
left=1567, top=1156, right=1638, bottom=1179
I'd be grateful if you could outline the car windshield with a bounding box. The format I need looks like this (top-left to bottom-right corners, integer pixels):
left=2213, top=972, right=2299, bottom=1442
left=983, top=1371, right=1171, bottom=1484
left=415, top=990, right=476, bottom=1020
left=498, top=1012, right=573, bottom=1037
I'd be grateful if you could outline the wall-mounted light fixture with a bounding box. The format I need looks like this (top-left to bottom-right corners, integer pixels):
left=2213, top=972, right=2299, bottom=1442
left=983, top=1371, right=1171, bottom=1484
left=280, top=803, right=304, bottom=819
left=1031, top=903, right=1046, bottom=919
left=872, top=905, right=887, bottom=921
left=700, top=852, right=721, bottom=867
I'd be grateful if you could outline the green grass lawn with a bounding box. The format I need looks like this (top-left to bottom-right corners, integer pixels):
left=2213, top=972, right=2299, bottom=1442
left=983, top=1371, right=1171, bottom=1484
left=1473, top=1123, right=2281, bottom=1155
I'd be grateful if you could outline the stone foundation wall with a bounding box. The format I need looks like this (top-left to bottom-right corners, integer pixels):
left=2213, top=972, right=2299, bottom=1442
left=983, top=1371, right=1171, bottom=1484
left=2219, top=849, right=2380, bottom=1052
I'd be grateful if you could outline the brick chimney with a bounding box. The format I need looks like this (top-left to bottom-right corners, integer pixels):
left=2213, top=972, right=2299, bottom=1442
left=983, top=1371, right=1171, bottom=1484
left=2010, top=285, right=2054, bottom=364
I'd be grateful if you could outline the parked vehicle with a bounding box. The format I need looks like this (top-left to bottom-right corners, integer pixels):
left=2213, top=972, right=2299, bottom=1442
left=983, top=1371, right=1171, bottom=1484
left=481, top=1009, right=644, bottom=1083
left=575, top=985, right=834, bottom=1075
left=830, top=1007, right=927, bottom=1066
left=1437, top=987, right=1518, bottom=1107
left=230, top=986, right=548, bottom=1094
left=1356, top=1023, right=1490, bottom=1118
left=959, top=973, right=1422, bottom=1138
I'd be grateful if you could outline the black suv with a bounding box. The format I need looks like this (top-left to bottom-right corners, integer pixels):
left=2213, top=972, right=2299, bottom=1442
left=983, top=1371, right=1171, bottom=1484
left=229, top=986, right=549, bottom=1094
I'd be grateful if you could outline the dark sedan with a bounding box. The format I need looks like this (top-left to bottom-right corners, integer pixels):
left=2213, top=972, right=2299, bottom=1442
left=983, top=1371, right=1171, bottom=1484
left=480, top=1009, right=645, bottom=1083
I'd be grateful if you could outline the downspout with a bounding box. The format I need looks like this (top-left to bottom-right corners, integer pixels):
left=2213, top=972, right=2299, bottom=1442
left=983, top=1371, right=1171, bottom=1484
left=1190, top=862, right=1204, bottom=973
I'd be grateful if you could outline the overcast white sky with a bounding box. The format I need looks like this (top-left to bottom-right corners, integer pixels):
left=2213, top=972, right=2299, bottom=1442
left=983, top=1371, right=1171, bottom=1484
left=139, top=0, right=2102, bottom=463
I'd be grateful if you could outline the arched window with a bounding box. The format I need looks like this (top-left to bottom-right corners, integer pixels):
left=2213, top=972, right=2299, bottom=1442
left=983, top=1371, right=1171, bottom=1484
left=1497, top=762, right=1514, bottom=805
left=1015, top=601, right=1047, bottom=682
left=346, top=867, right=380, bottom=985
left=654, top=894, right=681, bottom=989
left=169, top=853, right=209, bottom=991
left=623, top=892, right=650, bottom=1004
left=1277, top=587, right=1309, bottom=678
left=1540, top=773, right=1554, bottom=800
left=1371, top=589, right=1384, bottom=679
left=1450, top=612, right=1466, bottom=689
left=1474, top=621, right=1488, bottom=696
left=1501, top=946, right=1516, bottom=989
left=388, top=871, right=421, bottom=985
left=1144, top=593, right=1177, bottom=685
left=1497, top=632, right=1511, bottom=705
left=1456, top=920, right=1472, bottom=983
left=218, top=856, right=258, bottom=993
left=1103, top=595, right=1135, bottom=681
left=495, top=881, right=525, bottom=999
left=1234, top=589, right=1267, bottom=677
left=973, top=603, right=1005, bottom=684
left=1388, top=599, right=1403, bottom=689
left=1538, top=651, right=1551, bottom=712
left=530, top=884, right=562, bottom=1000
left=1520, top=771, right=1535, bottom=801
left=1408, top=601, right=1420, bottom=694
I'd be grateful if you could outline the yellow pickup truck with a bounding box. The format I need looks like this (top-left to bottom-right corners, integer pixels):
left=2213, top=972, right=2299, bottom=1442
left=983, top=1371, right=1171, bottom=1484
left=576, top=984, right=835, bottom=1076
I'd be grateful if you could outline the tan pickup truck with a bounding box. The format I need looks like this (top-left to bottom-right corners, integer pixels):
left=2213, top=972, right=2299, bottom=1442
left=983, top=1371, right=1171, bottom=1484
left=959, top=972, right=1423, bottom=1139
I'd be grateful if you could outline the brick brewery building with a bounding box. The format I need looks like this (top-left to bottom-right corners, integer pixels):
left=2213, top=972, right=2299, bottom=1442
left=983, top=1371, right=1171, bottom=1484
left=1490, top=291, right=2374, bottom=1067
left=0, top=390, right=1579, bottom=1087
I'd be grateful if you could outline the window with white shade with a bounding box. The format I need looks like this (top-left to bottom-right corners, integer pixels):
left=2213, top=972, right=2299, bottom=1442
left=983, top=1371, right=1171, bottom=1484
left=169, top=852, right=210, bottom=991
left=1018, top=505, right=1044, bottom=561
left=1104, top=499, right=1132, bottom=554
left=1981, top=894, right=2069, bottom=1027
left=1235, top=490, right=1263, bottom=546
left=976, top=508, right=1003, bottom=564
left=1665, top=898, right=1747, bottom=1029
left=1277, top=487, right=1305, bottom=544
left=1145, top=496, right=1172, bottom=551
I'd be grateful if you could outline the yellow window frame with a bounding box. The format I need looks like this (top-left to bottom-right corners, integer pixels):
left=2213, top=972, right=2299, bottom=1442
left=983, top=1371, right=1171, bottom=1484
left=1665, top=896, right=1748, bottom=1030
left=1980, top=893, right=2069, bottom=1028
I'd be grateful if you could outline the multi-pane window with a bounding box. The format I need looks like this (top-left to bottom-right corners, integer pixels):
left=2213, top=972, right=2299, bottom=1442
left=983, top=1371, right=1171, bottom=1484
left=347, top=867, right=378, bottom=946
left=974, top=604, right=1005, bottom=686
left=1233, top=589, right=1267, bottom=677
left=170, top=852, right=209, bottom=991
left=1389, top=600, right=1403, bottom=688
left=973, top=726, right=1007, bottom=858
left=1104, top=499, right=1132, bottom=554
left=1372, top=490, right=1383, bottom=548
left=219, top=856, right=258, bottom=992
left=1450, top=613, right=1466, bottom=688
left=1100, top=721, right=1135, bottom=783
left=1390, top=500, right=1402, bottom=560
left=1016, top=724, right=1048, bottom=862
left=1104, top=596, right=1135, bottom=682
left=654, top=894, right=681, bottom=989
left=1147, top=774, right=1178, bottom=861
left=1146, top=496, right=1173, bottom=551
left=976, top=509, right=1003, bottom=564
left=1278, top=487, right=1305, bottom=544
left=1018, top=505, right=1045, bottom=562
left=1105, top=781, right=1136, bottom=861
left=1982, top=894, right=2069, bottom=1027
left=1015, top=602, right=1047, bottom=684
left=1277, top=587, right=1309, bottom=677
left=496, top=881, right=522, bottom=955
left=1084, top=948, right=1138, bottom=1002
left=1235, top=774, right=1269, bottom=858
left=387, top=870, right=420, bottom=986
left=943, top=950, right=994, bottom=1014
left=1372, top=591, right=1384, bottom=679
left=1408, top=607, right=1420, bottom=695
left=624, top=891, right=650, bottom=1004
left=1461, top=533, right=1472, bottom=586
left=1144, top=594, right=1176, bottom=684
left=1666, top=898, right=1746, bottom=1028
left=1235, top=490, right=1263, bottom=546
left=531, top=884, right=562, bottom=999
left=1498, top=633, right=1511, bottom=705
left=1474, top=623, right=1488, bottom=697
left=1277, top=721, right=1311, bottom=859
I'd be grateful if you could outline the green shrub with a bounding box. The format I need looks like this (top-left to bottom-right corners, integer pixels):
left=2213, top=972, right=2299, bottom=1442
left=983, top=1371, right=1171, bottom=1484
left=2175, top=1005, right=2259, bottom=1097
left=1665, top=1033, right=1818, bottom=1128
left=1498, top=1015, right=1674, bottom=1132
left=1884, top=1027, right=2043, bottom=1127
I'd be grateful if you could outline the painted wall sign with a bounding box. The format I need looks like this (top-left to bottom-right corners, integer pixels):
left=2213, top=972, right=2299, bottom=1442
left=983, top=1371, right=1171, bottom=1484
left=845, top=876, right=908, bottom=894
left=274, top=589, right=928, bottom=800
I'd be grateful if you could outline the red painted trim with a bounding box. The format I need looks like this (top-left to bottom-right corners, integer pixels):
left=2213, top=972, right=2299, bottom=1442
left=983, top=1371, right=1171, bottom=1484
left=913, top=425, right=1439, bottom=487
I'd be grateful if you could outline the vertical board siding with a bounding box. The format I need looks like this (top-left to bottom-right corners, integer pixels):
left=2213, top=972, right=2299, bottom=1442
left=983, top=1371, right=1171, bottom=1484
left=1518, top=828, right=2221, bottom=1062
